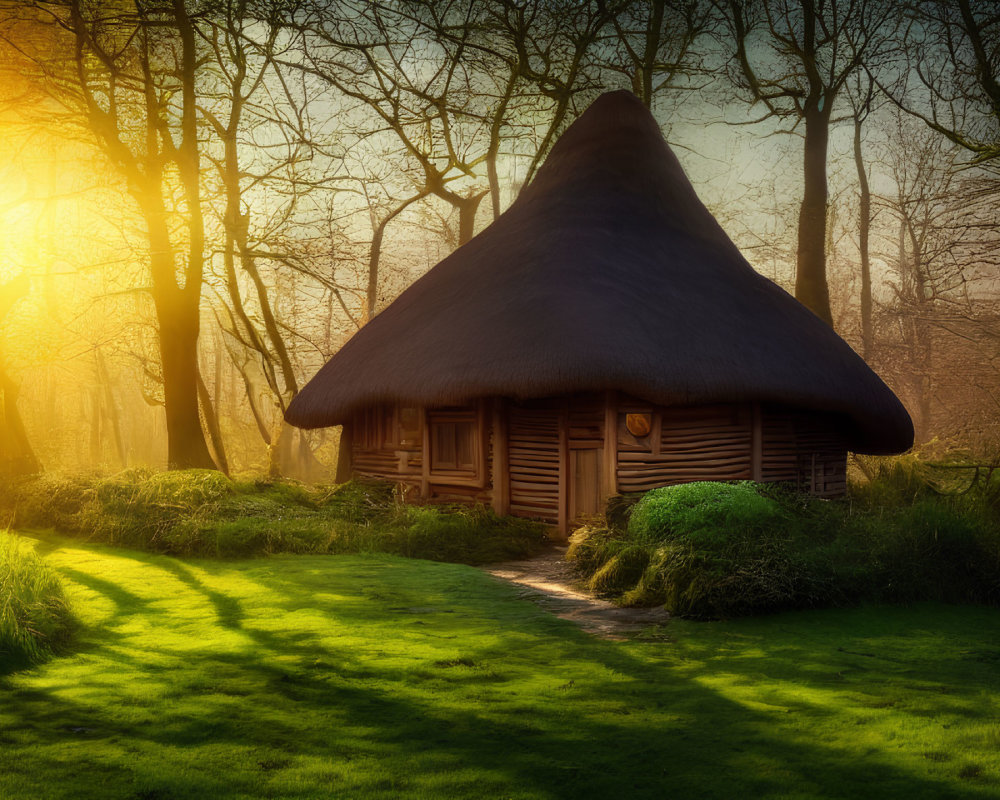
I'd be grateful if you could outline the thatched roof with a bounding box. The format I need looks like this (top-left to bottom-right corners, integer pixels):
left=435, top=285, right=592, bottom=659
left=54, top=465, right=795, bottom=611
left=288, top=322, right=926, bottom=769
left=286, top=90, right=912, bottom=454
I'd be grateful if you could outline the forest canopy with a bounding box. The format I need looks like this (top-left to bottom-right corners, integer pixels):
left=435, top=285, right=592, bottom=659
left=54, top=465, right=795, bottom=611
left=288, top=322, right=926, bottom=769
left=0, top=0, right=997, bottom=478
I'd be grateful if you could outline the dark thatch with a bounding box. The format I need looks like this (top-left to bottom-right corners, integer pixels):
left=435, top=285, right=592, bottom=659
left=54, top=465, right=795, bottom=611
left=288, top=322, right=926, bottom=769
left=286, top=90, right=912, bottom=454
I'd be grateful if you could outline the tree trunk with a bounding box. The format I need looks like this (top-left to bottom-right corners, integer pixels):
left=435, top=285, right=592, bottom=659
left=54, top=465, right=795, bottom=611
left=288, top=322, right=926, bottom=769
left=197, top=367, right=230, bottom=475
left=156, top=289, right=216, bottom=469
left=365, top=218, right=387, bottom=323
left=96, top=349, right=127, bottom=467
left=0, top=363, right=40, bottom=476
left=853, top=116, right=873, bottom=359
left=141, top=190, right=214, bottom=469
left=458, top=192, right=486, bottom=247
left=640, top=0, right=666, bottom=107
left=160, top=0, right=215, bottom=471
left=335, top=424, right=353, bottom=483
left=796, top=99, right=834, bottom=326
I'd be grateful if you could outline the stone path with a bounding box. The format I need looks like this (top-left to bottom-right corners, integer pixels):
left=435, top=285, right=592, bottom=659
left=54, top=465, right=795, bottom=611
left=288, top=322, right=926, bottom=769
left=483, top=547, right=670, bottom=640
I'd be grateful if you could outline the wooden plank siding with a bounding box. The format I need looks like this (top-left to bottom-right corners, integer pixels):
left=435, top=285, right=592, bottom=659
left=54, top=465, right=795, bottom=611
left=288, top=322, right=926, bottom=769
left=617, top=403, right=754, bottom=492
left=760, top=405, right=847, bottom=497
left=350, top=403, right=492, bottom=506
left=347, top=395, right=849, bottom=527
left=507, top=401, right=562, bottom=524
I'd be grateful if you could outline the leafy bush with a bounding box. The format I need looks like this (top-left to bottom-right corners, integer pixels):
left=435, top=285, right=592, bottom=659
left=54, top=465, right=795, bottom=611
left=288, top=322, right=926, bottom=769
left=624, top=482, right=814, bottom=617
left=569, top=473, right=1000, bottom=619
left=0, top=472, right=548, bottom=564
left=396, top=505, right=549, bottom=563
left=629, top=481, right=787, bottom=541
left=0, top=533, right=75, bottom=672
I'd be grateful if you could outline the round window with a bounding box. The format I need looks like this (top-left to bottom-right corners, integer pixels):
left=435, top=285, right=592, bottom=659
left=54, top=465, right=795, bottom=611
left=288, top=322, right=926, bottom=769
left=625, top=413, right=652, bottom=437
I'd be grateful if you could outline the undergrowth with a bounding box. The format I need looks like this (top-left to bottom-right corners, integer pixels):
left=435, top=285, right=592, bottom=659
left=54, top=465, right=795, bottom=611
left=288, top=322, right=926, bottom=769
left=0, top=532, right=75, bottom=672
left=569, top=454, right=1000, bottom=618
left=0, top=470, right=548, bottom=564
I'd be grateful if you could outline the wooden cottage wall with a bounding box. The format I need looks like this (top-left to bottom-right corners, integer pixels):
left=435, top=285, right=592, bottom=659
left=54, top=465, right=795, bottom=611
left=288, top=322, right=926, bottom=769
left=613, top=398, right=847, bottom=499
left=616, top=402, right=754, bottom=492
left=507, top=401, right=561, bottom=524
left=760, top=406, right=847, bottom=497
left=350, top=405, right=423, bottom=485
left=348, top=395, right=850, bottom=530
left=350, top=403, right=492, bottom=505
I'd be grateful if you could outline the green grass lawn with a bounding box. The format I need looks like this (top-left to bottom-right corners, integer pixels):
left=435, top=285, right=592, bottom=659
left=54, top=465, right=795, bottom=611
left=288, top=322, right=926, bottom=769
left=2, top=530, right=999, bottom=799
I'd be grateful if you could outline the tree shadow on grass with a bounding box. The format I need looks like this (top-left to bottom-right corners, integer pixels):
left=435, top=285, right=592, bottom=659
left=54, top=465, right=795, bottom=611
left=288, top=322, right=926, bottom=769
left=1, top=548, right=995, bottom=799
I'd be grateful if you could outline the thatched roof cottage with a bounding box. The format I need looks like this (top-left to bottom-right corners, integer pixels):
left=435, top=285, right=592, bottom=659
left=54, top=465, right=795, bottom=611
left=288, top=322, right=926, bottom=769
left=286, top=90, right=913, bottom=534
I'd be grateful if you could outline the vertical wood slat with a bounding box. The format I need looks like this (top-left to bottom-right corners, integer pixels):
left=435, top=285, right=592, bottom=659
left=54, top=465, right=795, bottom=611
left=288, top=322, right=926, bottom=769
left=420, top=406, right=429, bottom=498
left=477, top=399, right=488, bottom=486
left=491, top=398, right=509, bottom=515
left=751, top=402, right=762, bottom=482
left=603, top=390, right=617, bottom=500
left=558, top=403, right=569, bottom=535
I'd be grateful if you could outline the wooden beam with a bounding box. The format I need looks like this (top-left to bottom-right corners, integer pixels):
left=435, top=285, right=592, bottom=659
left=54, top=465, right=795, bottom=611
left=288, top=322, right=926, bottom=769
left=491, top=397, right=510, bottom=516
left=477, top=399, right=489, bottom=488
left=751, top=402, right=763, bottom=482
left=603, top=390, right=618, bottom=501
left=420, top=406, right=429, bottom=498
left=557, top=401, right=569, bottom=536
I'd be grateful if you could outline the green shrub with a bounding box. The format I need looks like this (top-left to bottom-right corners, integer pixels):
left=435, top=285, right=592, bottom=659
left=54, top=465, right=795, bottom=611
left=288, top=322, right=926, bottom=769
left=0, top=472, right=548, bottom=564
left=0, top=533, right=74, bottom=672
left=865, top=501, right=1000, bottom=605
left=5, top=474, right=93, bottom=532
left=629, top=481, right=788, bottom=543
left=620, top=482, right=808, bottom=617
left=570, top=473, right=1000, bottom=619
left=397, top=505, right=548, bottom=564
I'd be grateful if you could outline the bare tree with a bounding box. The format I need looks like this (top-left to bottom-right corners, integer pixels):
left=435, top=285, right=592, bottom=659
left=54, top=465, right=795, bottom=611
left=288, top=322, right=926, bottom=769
left=287, top=0, right=623, bottom=319
left=846, top=69, right=878, bottom=357
left=872, top=114, right=999, bottom=442
left=898, top=0, right=1000, bottom=165
left=717, top=0, right=896, bottom=326
left=2, top=1, right=216, bottom=468
left=603, top=0, right=716, bottom=108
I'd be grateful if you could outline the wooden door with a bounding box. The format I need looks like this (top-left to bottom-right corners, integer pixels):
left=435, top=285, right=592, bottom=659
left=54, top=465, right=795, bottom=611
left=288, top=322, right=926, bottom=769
left=569, top=448, right=602, bottom=521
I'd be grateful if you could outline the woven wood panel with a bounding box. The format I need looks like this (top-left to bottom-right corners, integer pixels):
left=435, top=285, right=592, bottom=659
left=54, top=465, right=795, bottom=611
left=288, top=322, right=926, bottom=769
left=507, top=404, right=561, bottom=523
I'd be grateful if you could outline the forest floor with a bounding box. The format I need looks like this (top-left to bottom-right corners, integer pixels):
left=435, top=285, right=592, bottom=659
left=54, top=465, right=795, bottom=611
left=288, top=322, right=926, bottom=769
left=2, top=528, right=1000, bottom=799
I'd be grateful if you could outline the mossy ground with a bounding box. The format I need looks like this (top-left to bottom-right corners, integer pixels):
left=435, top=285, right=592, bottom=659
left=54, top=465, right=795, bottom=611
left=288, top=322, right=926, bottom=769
left=1, top=529, right=999, bottom=799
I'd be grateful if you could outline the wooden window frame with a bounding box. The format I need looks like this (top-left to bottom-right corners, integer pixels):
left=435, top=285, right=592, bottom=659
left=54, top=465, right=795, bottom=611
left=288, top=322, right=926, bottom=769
left=425, top=403, right=487, bottom=488
left=397, top=405, right=422, bottom=451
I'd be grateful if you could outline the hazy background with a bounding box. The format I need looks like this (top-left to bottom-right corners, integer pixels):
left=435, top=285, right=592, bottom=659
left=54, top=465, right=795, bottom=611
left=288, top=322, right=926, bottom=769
left=0, top=0, right=997, bottom=478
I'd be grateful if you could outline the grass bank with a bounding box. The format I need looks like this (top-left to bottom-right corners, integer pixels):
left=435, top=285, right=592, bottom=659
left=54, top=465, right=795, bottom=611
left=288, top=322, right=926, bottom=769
left=1, top=529, right=998, bottom=799
left=0, top=470, right=548, bottom=563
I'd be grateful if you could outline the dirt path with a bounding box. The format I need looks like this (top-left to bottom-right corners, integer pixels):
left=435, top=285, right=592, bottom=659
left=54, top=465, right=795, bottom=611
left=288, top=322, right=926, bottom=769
left=483, top=547, right=670, bottom=640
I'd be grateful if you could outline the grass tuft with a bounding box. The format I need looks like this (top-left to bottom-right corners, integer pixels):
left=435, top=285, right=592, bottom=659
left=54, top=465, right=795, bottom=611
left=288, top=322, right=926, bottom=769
left=0, top=532, right=74, bottom=672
